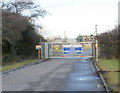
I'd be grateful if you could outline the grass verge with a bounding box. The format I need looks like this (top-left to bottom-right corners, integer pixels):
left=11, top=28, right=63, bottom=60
left=0, top=59, right=40, bottom=72
left=97, top=58, right=119, bottom=92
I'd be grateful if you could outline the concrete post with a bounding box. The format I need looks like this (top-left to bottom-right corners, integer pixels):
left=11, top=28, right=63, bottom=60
left=45, top=42, right=49, bottom=59
left=96, top=40, right=99, bottom=62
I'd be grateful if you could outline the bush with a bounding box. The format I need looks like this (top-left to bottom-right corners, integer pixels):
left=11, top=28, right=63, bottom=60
left=97, top=26, right=118, bottom=59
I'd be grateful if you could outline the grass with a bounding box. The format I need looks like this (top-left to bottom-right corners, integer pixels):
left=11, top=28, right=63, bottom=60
left=97, top=59, right=119, bottom=71
left=0, top=59, right=40, bottom=72
left=97, top=58, right=119, bottom=92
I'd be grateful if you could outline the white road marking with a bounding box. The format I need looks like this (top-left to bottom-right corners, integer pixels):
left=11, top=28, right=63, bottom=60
left=91, top=62, right=95, bottom=72
left=97, top=83, right=100, bottom=88
left=92, top=68, right=95, bottom=72
left=91, top=62, right=93, bottom=67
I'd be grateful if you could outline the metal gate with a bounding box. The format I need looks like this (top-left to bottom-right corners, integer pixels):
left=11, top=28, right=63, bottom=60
left=49, top=42, right=93, bottom=58
left=40, top=41, right=98, bottom=60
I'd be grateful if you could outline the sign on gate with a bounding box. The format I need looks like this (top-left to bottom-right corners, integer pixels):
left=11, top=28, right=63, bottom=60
left=63, top=45, right=82, bottom=55
left=86, top=44, right=91, bottom=48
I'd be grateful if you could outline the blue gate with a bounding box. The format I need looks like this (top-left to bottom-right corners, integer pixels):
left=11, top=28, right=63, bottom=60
left=63, top=45, right=82, bottom=55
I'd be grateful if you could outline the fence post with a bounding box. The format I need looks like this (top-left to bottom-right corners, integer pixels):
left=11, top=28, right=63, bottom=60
left=95, top=40, right=99, bottom=62
left=41, top=42, right=45, bottom=59
left=38, top=49, right=41, bottom=60
left=45, top=42, right=50, bottom=59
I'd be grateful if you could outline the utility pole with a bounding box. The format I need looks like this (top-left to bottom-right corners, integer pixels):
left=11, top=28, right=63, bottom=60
left=63, top=31, right=67, bottom=44
left=118, top=1, right=120, bottom=26
left=95, top=25, right=98, bottom=62
left=91, top=34, right=94, bottom=59
left=95, top=25, right=97, bottom=36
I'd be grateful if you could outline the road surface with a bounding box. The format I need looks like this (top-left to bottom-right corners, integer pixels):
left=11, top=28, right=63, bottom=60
left=2, top=58, right=106, bottom=91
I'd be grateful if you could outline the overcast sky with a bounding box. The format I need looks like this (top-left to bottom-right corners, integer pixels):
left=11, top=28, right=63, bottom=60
left=34, top=0, right=119, bottom=38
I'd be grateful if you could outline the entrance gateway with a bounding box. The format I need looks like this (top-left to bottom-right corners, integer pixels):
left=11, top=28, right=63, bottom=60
left=40, top=42, right=92, bottom=59
left=49, top=42, right=92, bottom=59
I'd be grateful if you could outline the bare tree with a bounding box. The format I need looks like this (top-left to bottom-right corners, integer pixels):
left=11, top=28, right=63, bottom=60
left=2, top=1, right=47, bottom=56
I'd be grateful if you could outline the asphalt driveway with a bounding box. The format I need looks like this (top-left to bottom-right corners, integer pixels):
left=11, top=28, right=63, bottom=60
left=2, top=58, right=105, bottom=91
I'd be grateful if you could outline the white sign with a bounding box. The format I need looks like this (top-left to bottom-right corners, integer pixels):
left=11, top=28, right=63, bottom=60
left=36, top=45, right=41, bottom=49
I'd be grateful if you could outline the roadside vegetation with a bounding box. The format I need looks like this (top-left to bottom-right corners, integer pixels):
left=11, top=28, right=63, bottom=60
left=96, top=25, right=119, bottom=92
left=97, top=59, right=119, bottom=92
left=97, top=26, right=119, bottom=59
left=1, top=1, right=47, bottom=68
left=1, top=59, right=39, bottom=72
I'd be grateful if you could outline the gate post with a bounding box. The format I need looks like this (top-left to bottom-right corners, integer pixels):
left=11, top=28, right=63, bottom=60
left=45, top=42, right=49, bottom=59
left=95, top=40, right=99, bottom=62
left=41, top=42, right=45, bottom=59
left=41, top=42, right=50, bottom=59
left=91, top=36, right=95, bottom=59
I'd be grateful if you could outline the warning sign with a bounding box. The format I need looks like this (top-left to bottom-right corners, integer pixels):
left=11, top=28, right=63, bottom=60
left=55, top=45, right=59, bottom=50
left=86, top=44, right=91, bottom=48
left=36, top=45, right=41, bottom=49
left=95, top=43, right=98, bottom=48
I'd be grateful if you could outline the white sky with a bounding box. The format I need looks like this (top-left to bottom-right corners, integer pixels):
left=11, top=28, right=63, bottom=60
left=34, top=0, right=119, bottom=38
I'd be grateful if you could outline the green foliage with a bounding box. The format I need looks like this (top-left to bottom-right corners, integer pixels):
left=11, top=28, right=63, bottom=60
left=2, top=12, right=28, bottom=45
left=16, top=24, right=46, bottom=58
left=97, top=26, right=119, bottom=59
left=2, top=1, right=47, bottom=63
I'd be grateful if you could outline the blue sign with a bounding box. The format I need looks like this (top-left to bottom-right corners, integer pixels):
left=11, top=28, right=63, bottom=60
left=63, top=45, right=82, bottom=55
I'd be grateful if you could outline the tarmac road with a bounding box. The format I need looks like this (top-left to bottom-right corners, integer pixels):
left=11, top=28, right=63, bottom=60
left=2, top=58, right=106, bottom=91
